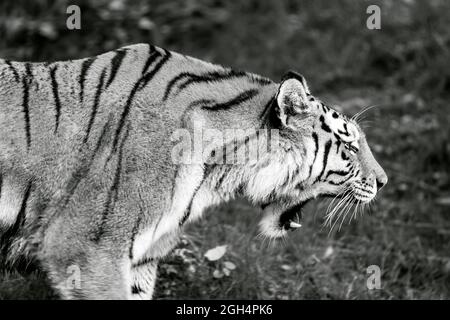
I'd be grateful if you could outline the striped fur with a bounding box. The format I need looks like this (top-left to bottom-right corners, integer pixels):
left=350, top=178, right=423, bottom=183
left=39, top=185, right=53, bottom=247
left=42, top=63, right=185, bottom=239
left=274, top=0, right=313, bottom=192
left=0, top=43, right=386, bottom=299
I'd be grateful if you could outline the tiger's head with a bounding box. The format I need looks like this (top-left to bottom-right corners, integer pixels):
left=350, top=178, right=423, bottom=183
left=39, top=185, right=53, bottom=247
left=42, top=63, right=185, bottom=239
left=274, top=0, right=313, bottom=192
left=257, top=71, right=387, bottom=238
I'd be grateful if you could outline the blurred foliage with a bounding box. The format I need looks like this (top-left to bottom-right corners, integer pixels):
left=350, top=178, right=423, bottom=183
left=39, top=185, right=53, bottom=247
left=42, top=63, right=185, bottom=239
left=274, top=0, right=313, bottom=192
left=0, top=0, right=449, bottom=299
left=0, top=0, right=449, bottom=95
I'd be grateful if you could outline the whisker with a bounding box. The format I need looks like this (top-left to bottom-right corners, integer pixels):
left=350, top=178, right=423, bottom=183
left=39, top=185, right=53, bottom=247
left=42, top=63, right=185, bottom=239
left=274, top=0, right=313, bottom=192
left=325, top=192, right=350, bottom=227
left=325, top=186, right=352, bottom=215
left=350, top=200, right=361, bottom=223
left=339, top=197, right=355, bottom=231
left=326, top=187, right=352, bottom=214
left=329, top=192, right=353, bottom=233
left=352, top=104, right=382, bottom=123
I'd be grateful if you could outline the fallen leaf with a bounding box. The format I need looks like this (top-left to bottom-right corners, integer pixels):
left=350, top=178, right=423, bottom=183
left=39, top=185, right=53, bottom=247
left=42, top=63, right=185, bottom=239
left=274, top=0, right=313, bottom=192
left=204, top=245, right=227, bottom=261
left=323, top=246, right=334, bottom=259
left=213, top=270, right=224, bottom=279
left=281, top=264, right=292, bottom=271
left=223, top=261, right=236, bottom=270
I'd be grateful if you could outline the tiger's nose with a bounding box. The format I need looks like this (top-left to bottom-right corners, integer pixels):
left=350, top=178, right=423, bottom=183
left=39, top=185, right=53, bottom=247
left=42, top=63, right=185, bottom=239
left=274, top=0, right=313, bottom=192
left=376, top=171, right=388, bottom=190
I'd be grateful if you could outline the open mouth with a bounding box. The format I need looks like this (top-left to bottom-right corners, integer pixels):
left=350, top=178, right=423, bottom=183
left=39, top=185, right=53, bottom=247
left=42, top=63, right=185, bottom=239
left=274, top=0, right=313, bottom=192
left=258, top=185, right=376, bottom=239
left=259, top=201, right=307, bottom=238
left=278, top=202, right=305, bottom=230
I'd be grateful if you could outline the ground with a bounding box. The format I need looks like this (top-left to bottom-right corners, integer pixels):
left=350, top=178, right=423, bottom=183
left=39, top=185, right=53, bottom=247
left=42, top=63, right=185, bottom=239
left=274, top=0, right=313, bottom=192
left=0, top=0, right=449, bottom=299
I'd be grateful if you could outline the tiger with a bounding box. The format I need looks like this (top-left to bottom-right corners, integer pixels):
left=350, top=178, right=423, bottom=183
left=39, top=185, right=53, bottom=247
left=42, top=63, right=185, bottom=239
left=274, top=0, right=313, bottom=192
left=0, top=43, right=387, bottom=299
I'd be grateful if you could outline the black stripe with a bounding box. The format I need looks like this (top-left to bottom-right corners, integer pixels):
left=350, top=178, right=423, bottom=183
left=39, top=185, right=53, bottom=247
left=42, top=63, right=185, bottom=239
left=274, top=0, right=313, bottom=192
left=15, top=183, right=32, bottom=229
left=129, top=210, right=142, bottom=260
left=110, top=82, right=140, bottom=156
left=215, top=166, right=232, bottom=189
left=49, top=65, right=62, bottom=133
left=338, top=123, right=350, bottom=136
left=4, top=60, right=19, bottom=82
left=105, top=49, right=127, bottom=88
left=138, top=49, right=171, bottom=91
left=131, top=284, right=145, bottom=294
left=321, top=122, right=331, bottom=132
left=92, top=125, right=130, bottom=242
left=109, top=47, right=160, bottom=155
left=316, top=139, right=332, bottom=182
left=83, top=67, right=107, bottom=143
left=22, top=64, right=32, bottom=149
left=163, top=69, right=248, bottom=101
left=79, top=57, right=96, bottom=104
left=248, top=74, right=272, bottom=86
left=328, top=174, right=353, bottom=186
left=163, top=72, right=201, bottom=101
left=325, top=170, right=350, bottom=179
left=199, top=89, right=259, bottom=111
left=179, top=170, right=206, bottom=226
left=308, top=132, right=319, bottom=179
left=259, top=97, right=275, bottom=121
left=186, top=98, right=216, bottom=110
left=132, top=257, right=154, bottom=269
left=93, top=116, right=112, bottom=155
left=319, top=115, right=332, bottom=133
left=141, top=45, right=159, bottom=74
left=60, top=165, right=89, bottom=211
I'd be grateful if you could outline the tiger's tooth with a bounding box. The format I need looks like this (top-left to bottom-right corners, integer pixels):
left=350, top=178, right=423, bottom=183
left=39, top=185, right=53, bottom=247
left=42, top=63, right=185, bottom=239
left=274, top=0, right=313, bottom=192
left=289, top=221, right=302, bottom=229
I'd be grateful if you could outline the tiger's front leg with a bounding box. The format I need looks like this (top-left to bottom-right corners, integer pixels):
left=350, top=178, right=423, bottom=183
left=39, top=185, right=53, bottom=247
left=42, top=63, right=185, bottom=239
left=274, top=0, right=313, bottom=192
left=130, top=259, right=158, bottom=300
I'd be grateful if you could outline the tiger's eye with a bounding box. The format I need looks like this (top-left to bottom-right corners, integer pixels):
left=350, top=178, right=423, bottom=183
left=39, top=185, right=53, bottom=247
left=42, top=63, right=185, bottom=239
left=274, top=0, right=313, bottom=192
left=344, top=143, right=358, bottom=154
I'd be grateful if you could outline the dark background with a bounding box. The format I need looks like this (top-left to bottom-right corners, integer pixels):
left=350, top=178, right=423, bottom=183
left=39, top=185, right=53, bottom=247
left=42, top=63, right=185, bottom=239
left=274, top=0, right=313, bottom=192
left=0, top=0, right=449, bottom=299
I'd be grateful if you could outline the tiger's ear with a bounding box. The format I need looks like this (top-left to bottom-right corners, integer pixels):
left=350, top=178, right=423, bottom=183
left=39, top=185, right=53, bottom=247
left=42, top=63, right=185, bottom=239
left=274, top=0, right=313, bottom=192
left=276, top=71, right=311, bottom=126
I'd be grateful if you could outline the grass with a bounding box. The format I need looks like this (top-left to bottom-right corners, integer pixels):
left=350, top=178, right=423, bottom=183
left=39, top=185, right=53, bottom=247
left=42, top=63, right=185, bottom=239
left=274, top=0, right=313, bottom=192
left=0, top=0, right=449, bottom=299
